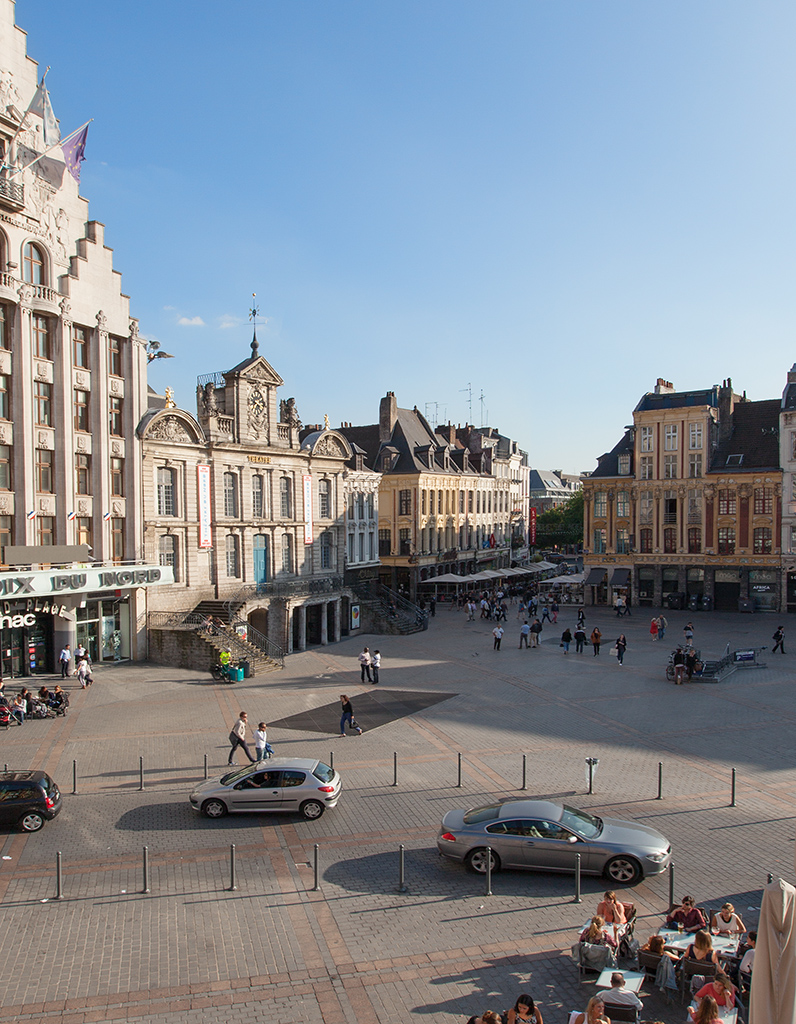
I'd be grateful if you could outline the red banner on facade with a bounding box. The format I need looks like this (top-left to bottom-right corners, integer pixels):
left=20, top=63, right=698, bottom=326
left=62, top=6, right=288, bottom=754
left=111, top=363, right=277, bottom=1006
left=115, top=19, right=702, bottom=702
left=530, top=507, right=537, bottom=545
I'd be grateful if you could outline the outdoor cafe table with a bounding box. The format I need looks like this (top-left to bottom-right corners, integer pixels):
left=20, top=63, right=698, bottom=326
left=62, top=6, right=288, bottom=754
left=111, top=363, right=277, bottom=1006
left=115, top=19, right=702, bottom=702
left=658, top=927, right=739, bottom=956
left=595, top=969, right=644, bottom=993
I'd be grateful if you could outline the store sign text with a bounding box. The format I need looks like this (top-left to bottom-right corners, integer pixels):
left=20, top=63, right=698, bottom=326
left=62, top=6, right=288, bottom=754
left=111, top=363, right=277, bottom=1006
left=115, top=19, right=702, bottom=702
left=0, top=565, right=174, bottom=599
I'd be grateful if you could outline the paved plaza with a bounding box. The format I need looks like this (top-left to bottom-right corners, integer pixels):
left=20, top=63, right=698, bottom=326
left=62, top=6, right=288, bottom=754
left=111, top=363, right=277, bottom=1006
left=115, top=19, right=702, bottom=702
left=0, top=603, right=793, bottom=1023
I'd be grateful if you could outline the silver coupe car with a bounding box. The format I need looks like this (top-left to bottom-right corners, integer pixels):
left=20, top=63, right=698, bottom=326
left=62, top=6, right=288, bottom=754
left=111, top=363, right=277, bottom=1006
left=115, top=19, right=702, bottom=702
left=437, top=799, right=671, bottom=885
left=189, top=757, right=341, bottom=820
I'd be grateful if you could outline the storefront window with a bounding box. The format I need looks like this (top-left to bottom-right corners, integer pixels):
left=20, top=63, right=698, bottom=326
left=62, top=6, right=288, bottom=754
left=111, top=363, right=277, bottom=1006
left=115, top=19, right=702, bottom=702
left=76, top=598, right=129, bottom=661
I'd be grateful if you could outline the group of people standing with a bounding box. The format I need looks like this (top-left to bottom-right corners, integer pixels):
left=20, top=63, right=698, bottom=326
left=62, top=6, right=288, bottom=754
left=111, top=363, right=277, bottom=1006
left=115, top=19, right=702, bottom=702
left=57, top=643, right=94, bottom=688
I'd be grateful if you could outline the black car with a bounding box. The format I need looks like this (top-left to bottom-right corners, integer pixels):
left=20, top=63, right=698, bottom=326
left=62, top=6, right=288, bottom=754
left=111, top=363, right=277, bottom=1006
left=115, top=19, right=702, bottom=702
left=0, top=770, right=62, bottom=832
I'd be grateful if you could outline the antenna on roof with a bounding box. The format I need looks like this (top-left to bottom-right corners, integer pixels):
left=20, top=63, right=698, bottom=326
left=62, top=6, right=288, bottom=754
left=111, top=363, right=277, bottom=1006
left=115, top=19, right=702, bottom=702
left=424, top=402, right=447, bottom=429
left=460, top=383, right=472, bottom=424
left=479, top=389, right=486, bottom=428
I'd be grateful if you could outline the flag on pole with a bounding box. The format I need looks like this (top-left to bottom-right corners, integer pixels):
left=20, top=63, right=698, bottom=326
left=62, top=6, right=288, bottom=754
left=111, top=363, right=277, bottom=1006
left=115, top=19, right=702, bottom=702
left=26, top=510, right=36, bottom=520
left=102, top=511, right=111, bottom=521
left=66, top=511, right=77, bottom=522
left=62, top=123, right=89, bottom=182
left=29, top=81, right=60, bottom=148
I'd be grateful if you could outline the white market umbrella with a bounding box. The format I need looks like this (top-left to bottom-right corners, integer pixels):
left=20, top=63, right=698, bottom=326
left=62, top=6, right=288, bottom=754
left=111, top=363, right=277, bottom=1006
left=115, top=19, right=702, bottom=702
left=749, top=877, right=796, bottom=1024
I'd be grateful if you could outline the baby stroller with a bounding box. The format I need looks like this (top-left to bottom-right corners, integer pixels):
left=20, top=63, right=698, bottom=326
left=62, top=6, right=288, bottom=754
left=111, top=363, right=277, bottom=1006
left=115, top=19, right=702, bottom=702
left=49, top=692, right=69, bottom=716
left=0, top=700, right=20, bottom=728
left=27, top=698, right=56, bottom=719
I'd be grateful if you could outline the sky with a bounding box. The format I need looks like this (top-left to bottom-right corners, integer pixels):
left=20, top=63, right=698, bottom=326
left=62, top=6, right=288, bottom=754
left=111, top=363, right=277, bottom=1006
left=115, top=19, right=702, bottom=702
left=16, top=0, right=796, bottom=474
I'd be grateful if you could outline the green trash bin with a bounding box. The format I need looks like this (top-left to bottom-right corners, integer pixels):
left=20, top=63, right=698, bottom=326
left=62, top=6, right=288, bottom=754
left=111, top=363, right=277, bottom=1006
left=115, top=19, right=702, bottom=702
left=234, top=665, right=244, bottom=682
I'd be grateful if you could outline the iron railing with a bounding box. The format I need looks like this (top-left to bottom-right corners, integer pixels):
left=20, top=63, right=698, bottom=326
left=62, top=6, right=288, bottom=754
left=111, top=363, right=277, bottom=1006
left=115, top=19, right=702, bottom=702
left=223, top=574, right=345, bottom=618
left=227, top=618, right=285, bottom=668
left=0, top=178, right=24, bottom=207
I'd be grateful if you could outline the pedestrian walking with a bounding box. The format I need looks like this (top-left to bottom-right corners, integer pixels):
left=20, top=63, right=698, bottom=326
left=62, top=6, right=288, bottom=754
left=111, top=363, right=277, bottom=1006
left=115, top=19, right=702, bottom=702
left=519, top=621, right=530, bottom=648
left=540, top=602, right=551, bottom=623
left=58, top=644, right=72, bottom=678
left=359, top=647, right=372, bottom=682
left=574, top=625, right=586, bottom=654
left=561, top=627, right=572, bottom=654
left=683, top=621, right=694, bottom=644
left=517, top=600, right=526, bottom=620
left=467, top=601, right=476, bottom=621
left=76, top=658, right=92, bottom=688
left=228, top=711, right=257, bottom=764
left=590, top=627, right=602, bottom=656
left=339, top=694, right=362, bottom=736
left=430, top=597, right=436, bottom=617
left=371, top=649, right=381, bottom=683
left=657, top=614, right=667, bottom=640
left=492, top=625, right=504, bottom=650
left=254, top=722, right=274, bottom=761
left=577, top=607, right=585, bottom=628
left=551, top=600, right=559, bottom=623
left=614, top=596, right=625, bottom=617
left=773, top=626, right=785, bottom=653
left=650, top=618, right=659, bottom=642
left=530, top=618, right=542, bottom=647
left=615, top=633, right=627, bottom=665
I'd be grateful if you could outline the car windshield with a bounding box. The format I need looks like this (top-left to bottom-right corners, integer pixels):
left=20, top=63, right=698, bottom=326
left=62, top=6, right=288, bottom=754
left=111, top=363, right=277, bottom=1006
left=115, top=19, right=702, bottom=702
left=560, top=804, right=602, bottom=839
left=312, top=762, right=335, bottom=784
left=463, top=803, right=502, bottom=825
left=219, top=766, right=255, bottom=786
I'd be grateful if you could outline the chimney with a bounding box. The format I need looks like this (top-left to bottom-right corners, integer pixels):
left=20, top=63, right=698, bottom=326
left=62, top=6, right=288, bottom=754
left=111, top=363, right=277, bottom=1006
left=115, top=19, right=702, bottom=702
left=653, top=378, right=675, bottom=394
left=718, top=378, right=736, bottom=445
left=379, top=392, right=397, bottom=443
left=788, top=364, right=796, bottom=385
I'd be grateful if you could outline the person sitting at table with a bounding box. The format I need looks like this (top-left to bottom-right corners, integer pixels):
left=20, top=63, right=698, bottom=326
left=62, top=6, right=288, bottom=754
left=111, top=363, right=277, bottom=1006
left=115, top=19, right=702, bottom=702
left=689, top=994, right=721, bottom=1024
left=738, top=931, right=756, bottom=987
left=596, top=891, right=627, bottom=928
left=506, top=993, right=542, bottom=1024
left=684, top=929, right=720, bottom=967
left=711, top=902, right=746, bottom=936
left=581, top=915, right=617, bottom=948
left=640, top=934, right=680, bottom=962
left=693, top=971, right=736, bottom=1010
left=666, top=895, right=706, bottom=933
left=597, top=972, right=643, bottom=1011
left=572, top=996, right=611, bottom=1024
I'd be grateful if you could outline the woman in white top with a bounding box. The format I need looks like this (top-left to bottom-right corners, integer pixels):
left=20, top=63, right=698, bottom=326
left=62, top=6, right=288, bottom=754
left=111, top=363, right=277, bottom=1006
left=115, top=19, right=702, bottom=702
left=711, top=902, right=746, bottom=936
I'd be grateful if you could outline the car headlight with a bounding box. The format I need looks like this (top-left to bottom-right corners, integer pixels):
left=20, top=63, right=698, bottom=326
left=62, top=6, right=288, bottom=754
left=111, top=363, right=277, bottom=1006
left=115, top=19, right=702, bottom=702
left=647, top=851, right=668, bottom=862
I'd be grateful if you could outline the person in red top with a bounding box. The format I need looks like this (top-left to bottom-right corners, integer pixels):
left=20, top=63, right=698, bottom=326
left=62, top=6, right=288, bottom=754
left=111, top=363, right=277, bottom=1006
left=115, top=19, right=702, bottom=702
left=693, top=972, right=736, bottom=1010
left=666, top=896, right=707, bottom=934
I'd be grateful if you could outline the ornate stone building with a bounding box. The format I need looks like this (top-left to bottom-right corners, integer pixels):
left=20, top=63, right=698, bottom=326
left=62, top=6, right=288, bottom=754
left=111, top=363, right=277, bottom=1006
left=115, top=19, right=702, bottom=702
left=141, top=337, right=356, bottom=655
left=0, top=2, right=169, bottom=673
left=582, top=378, right=783, bottom=612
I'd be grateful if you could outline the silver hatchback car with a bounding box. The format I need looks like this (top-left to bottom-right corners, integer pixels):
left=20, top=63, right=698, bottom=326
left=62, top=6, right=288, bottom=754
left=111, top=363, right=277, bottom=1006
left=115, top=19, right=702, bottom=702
left=437, top=799, right=672, bottom=885
left=189, top=757, right=341, bottom=820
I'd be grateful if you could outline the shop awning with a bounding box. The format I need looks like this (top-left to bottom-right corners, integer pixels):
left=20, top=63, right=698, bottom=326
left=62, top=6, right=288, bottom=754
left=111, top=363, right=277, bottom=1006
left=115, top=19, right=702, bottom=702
left=585, top=568, right=607, bottom=586
left=610, top=568, right=631, bottom=587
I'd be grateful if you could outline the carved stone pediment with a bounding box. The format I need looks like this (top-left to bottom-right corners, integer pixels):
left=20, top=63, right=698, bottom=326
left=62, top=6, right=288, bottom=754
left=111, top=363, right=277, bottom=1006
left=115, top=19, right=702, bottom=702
left=239, top=357, right=283, bottom=387
left=146, top=416, right=192, bottom=442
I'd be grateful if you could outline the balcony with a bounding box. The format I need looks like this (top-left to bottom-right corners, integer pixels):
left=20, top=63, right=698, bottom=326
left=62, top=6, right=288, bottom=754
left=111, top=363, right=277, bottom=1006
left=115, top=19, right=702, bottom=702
left=0, top=178, right=24, bottom=211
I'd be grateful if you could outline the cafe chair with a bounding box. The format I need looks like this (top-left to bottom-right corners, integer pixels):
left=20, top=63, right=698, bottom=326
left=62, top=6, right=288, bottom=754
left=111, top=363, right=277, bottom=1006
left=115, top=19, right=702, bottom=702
left=571, top=940, right=616, bottom=978
left=603, top=1005, right=640, bottom=1024
left=636, top=949, right=663, bottom=979
left=680, top=957, right=716, bottom=1002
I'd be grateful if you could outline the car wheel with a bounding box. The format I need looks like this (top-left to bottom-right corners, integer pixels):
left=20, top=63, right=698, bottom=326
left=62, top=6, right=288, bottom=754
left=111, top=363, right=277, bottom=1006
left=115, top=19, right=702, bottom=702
left=605, top=855, right=642, bottom=885
left=300, top=800, right=325, bottom=820
left=201, top=799, right=228, bottom=819
left=466, top=847, right=501, bottom=874
left=19, top=812, right=45, bottom=832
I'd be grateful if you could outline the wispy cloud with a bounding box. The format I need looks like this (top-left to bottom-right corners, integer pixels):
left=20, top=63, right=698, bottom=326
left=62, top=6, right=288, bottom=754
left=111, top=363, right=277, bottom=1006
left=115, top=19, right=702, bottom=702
left=163, top=305, right=176, bottom=311
left=178, top=315, right=205, bottom=327
left=218, top=314, right=243, bottom=330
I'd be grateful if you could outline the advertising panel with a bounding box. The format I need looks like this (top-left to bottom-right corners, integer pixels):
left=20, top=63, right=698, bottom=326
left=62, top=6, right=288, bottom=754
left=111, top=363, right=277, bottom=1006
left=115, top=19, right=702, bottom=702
left=197, top=465, right=212, bottom=549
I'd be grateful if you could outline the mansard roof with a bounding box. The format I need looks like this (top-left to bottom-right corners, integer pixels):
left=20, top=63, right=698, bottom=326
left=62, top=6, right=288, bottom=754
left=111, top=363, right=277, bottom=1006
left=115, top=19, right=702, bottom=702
left=589, top=430, right=634, bottom=479
left=709, top=399, right=781, bottom=473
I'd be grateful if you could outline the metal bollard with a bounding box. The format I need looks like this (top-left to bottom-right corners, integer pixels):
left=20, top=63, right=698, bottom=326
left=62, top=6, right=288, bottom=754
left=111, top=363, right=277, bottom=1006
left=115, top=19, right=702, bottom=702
left=141, top=845, right=150, bottom=894
left=730, top=767, right=737, bottom=807
left=586, top=757, right=596, bottom=794
left=668, top=861, right=675, bottom=910
left=521, top=754, right=527, bottom=791
left=457, top=752, right=462, bottom=788
left=228, top=843, right=237, bottom=891
left=72, top=759, right=77, bottom=795
left=398, top=844, right=408, bottom=893
left=55, top=850, right=63, bottom=900
left=329, top=751, right=334, bottom=771
left=392, top=751, right=397, bottom=787
left=3, top=763, right=7, bottom=772
left=312, top=843, right=320, bottom=892
left=138, top=755, right=144, bottom=791
left=203, top=754, right=208, bottom=780
left=573, top=852, right=582, bottom=903
left=485, top=846, right=493, bottom=897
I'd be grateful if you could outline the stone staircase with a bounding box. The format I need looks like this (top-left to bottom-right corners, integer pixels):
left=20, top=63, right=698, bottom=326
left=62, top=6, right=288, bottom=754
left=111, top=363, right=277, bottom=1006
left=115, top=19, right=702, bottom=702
left=349, top=582, right=428, bottom=635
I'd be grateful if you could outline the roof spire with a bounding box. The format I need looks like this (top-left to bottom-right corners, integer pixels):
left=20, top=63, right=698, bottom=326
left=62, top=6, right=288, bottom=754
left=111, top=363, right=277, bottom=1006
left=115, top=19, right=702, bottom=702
left=249, top=292, right=260, bottom=357
left=251, top=327, right=259, bottom=357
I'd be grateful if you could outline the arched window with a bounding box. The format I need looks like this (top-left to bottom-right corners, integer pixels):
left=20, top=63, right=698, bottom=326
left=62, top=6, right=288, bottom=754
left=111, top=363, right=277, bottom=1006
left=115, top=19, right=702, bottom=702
left=23, top=242, right=45, bottom=285
left=225, top=534, right=239, bottom=577
left=156, top=467, right=176, bottom=516
left=159, top=535, right=178, bottom=579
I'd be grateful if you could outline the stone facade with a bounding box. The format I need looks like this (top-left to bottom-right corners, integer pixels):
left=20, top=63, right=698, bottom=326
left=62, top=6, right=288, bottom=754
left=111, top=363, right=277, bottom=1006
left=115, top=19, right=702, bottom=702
left=0, top=2, right=157, bottom=672
left=141, top=337, right=356, bottom=654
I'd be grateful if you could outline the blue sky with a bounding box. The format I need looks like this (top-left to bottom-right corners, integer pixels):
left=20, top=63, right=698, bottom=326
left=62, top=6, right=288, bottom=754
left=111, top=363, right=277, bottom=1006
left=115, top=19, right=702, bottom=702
left=19, top=0, right=796, bottom=473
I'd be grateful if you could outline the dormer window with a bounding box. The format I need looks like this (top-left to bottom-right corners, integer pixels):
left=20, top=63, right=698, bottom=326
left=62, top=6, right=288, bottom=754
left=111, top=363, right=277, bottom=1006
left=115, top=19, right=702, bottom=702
left=617, top=454, right=631, bottom=475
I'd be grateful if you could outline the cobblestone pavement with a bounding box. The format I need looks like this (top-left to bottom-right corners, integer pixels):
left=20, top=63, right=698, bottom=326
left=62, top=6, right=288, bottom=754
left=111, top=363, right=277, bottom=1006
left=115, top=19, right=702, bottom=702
left=0, top=604, right=793, bottom=1022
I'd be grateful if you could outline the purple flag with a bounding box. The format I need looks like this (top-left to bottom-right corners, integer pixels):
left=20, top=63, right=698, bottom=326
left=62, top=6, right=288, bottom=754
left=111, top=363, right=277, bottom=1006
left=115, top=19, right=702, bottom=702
left=62, top=124, right=89, bottom=182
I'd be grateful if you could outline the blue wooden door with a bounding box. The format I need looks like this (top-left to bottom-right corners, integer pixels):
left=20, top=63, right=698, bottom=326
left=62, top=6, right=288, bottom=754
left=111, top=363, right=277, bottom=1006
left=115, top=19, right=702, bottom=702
left=253, top=535, right=269, bottom=586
